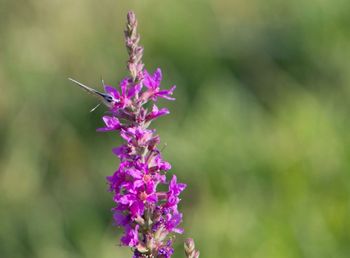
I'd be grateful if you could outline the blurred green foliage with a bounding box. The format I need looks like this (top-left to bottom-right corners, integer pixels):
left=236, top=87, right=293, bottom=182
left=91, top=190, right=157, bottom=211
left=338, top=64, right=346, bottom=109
left=1, top=0, right=350, bottom=257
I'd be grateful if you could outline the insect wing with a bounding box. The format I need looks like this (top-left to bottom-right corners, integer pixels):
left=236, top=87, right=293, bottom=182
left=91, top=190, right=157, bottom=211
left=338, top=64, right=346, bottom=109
left=68, top=77, right=114, bottom=108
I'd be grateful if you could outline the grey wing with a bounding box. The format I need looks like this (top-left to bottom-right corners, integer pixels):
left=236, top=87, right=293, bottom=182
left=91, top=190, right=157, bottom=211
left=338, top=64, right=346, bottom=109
left=68, top=77, right=114, bottom=108
left=68, top=77, right=101, bottom=95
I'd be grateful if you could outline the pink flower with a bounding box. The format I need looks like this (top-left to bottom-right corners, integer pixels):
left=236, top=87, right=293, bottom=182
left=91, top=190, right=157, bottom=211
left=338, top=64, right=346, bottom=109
left=142, top=68, right=176, bottom=101
left=97, top=116, right=121, bottom=132
left=146, top=104, right=170, bottom=122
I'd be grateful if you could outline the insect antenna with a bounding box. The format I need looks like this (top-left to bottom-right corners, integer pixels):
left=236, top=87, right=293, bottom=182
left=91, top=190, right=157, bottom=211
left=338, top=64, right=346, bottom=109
left=90, top=103, right=101, bottom=112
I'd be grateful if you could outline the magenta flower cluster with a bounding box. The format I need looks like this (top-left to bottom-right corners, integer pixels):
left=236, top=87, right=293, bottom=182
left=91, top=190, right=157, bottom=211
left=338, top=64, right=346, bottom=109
left=98, top=68, right=186, bottom=257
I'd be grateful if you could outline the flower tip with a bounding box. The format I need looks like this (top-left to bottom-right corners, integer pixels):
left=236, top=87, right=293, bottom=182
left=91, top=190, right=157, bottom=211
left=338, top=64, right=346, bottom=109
left=127, top=11, right=136, bottom=23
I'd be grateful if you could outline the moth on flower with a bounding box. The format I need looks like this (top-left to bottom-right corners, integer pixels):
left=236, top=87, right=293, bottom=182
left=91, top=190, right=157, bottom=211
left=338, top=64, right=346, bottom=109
left=68, top=77, right=118, bottom=111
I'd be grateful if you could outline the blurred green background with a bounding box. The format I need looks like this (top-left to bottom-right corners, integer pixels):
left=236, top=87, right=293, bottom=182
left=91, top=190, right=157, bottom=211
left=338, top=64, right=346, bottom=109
left=1, top=0, right=350, bottom=257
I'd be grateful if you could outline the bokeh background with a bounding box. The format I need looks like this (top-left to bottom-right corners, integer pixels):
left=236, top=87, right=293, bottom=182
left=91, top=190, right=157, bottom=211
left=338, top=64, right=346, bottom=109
left=1, top=0, right=350, bottom=257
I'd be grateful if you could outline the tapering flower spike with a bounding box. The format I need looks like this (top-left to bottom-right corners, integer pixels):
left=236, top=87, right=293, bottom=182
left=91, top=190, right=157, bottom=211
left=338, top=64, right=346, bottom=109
left=98, top=11, right=190, bottom=258
left=71, top=10, right=199, bottom=258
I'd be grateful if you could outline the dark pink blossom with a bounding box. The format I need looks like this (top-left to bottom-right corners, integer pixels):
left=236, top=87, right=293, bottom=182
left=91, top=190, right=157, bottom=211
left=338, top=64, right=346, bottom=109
left=146, top=105, right=170, bottom=122
left=97, top=116, right=121, bottom=132
left=142, top=68, right=176, bottom=101
left=121, top=225, right=139, bottom=247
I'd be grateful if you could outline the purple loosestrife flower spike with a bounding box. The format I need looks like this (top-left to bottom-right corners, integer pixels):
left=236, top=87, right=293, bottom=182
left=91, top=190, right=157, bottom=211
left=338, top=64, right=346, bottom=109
left=70, top=10, right=199, bottom=258
left=96, top=11, right=190, bottom=258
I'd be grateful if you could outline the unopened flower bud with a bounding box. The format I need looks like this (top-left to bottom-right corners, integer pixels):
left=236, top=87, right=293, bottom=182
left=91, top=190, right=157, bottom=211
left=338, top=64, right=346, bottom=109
left=127, top=11, right=136, bottom=27
left=184, top=238, right=200, bottom=258
left=135, top=215, right=145, bottom=225
left=136, top=243, right=148, bottom=254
